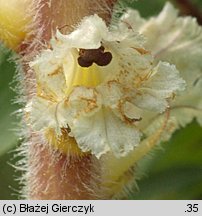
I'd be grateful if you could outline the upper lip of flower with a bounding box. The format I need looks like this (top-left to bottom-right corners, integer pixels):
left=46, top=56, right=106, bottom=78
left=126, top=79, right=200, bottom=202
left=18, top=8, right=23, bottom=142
left=29, top=13, right=186, bottom=158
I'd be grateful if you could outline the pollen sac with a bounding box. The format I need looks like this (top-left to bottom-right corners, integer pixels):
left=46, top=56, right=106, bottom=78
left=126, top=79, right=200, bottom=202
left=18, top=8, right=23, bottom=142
left=78, top=46, right=112, bottom=67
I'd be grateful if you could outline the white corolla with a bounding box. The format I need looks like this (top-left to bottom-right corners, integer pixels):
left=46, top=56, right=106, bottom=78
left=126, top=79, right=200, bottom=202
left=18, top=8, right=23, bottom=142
left=28, top=2, right=202, bottom=159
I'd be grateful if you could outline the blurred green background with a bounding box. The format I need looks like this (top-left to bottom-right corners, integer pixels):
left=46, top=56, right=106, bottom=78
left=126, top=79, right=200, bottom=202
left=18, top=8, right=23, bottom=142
left=0, top=0, right=202, bottom=199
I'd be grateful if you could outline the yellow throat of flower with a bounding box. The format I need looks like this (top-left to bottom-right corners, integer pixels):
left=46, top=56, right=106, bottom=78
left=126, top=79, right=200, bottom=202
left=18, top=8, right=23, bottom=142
left=65, top=62, right=103, bottom=95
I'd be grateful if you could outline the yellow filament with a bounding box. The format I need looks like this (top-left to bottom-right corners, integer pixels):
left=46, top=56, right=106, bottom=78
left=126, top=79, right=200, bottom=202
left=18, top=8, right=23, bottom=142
left=45, top=128, right=87, bottom=157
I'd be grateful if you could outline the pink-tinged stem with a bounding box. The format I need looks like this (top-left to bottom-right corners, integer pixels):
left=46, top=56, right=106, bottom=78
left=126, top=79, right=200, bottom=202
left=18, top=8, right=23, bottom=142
left=21, top=0, right=117, bottom=199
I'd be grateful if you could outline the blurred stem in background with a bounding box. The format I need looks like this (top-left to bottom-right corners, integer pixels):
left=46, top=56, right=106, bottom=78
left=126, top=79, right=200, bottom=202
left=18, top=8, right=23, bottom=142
left=1, top=0, right=118, bottom=200
left=174, top=0, right=202, bottom=24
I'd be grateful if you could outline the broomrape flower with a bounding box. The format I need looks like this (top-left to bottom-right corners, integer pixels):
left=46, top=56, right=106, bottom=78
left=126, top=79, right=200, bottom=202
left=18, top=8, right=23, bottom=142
left=125, top=2, right=202, bottom=127
left=1, top=0, right=202, bottom=199
left=27, top=3, right=187, bottom=159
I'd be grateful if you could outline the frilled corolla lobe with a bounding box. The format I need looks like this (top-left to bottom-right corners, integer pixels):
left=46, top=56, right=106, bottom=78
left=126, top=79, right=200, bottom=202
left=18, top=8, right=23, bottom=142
left=27, top=11, right=185, bottom=159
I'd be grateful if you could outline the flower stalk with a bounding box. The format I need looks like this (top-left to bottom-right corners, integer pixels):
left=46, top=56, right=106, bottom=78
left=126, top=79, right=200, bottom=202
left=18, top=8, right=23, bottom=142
left=26, top=0, right=118, bottom=200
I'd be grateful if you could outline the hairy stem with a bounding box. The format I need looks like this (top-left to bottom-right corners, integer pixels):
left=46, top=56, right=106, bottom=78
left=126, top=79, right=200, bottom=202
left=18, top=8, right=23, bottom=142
left=22, top=0, right=117, bottom=200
